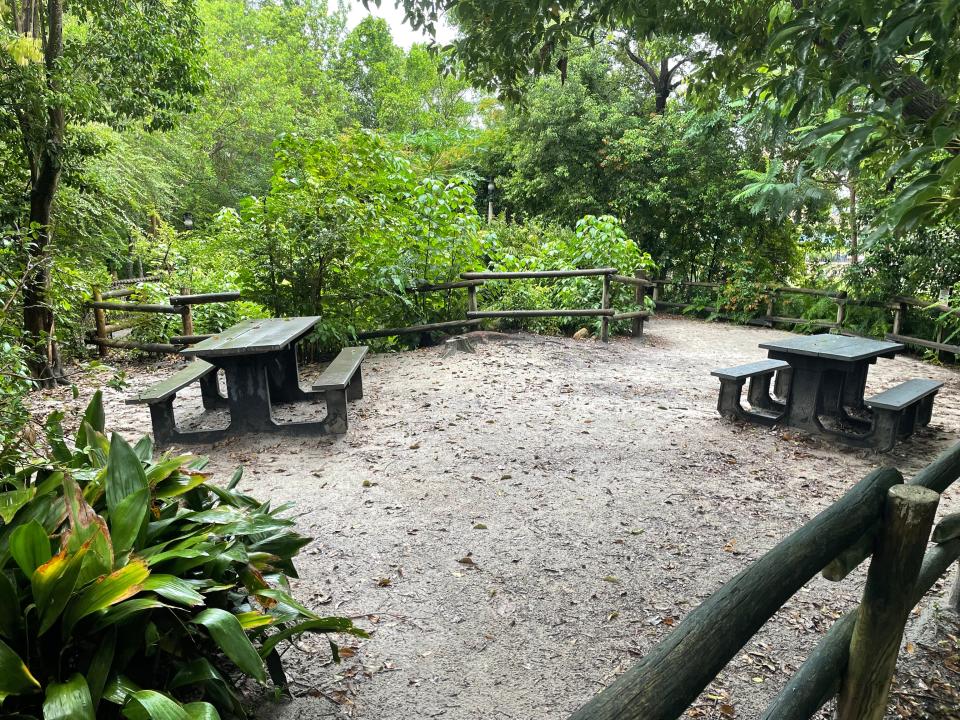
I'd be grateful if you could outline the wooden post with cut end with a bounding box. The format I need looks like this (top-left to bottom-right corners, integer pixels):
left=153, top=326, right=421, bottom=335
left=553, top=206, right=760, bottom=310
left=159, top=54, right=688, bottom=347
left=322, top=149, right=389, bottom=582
left=836, top=294, right=847, bottom=329
left=467, top=283, right=478, bottom=313
left=952, top=567, right=960, bottom=614
left=836, top=484, right=940, bottom=720
left=632, top=270, right=646, bottom=337
left=92, top=286, right=109, bottom=358
left=892, top=302, right=905, bottom=335
left=179, top=286, right=194, bottom=340
left=600, top=272, right=611, bottom=343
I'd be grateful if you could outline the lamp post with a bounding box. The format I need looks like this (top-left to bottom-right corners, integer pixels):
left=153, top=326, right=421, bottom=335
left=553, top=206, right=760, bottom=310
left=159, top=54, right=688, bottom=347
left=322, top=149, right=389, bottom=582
left=487, top=179, right=495, bottom=224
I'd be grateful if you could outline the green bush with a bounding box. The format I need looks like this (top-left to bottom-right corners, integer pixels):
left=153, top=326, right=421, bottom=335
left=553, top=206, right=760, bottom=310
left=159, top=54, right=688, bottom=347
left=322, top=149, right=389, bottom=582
left=0, top=392, right=364, bottom=719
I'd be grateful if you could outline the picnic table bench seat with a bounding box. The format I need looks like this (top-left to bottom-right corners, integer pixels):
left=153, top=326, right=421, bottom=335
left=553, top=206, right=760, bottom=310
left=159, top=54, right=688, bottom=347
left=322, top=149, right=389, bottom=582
left=711, top=359, right=791, bottom=426
left=126, top=360, right=228, bottom=445
left=309, top=346, right=368, bottom=434
left=863, top=379, right=943, bottom=451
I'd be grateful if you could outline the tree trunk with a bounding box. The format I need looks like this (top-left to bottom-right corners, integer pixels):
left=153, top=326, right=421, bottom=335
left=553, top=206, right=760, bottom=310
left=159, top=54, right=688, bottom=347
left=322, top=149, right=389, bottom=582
left=848, top=174, right=859, bottom=265
left=21, top=0, right=65, bottom=387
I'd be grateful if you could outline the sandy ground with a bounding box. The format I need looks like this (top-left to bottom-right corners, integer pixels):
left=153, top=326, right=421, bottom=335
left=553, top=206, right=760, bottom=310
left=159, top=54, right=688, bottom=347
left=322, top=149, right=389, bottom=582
left=30, top=316, right=960, bottom=719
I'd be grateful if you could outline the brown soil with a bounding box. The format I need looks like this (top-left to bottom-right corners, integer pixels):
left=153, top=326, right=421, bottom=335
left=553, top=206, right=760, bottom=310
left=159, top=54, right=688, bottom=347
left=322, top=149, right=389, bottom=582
left=29, top=316, right=960, bottom=719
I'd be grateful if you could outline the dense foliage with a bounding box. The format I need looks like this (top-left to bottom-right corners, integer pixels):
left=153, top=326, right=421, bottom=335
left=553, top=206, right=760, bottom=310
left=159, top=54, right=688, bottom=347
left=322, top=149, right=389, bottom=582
left=0, top=392, right=364, bottom=718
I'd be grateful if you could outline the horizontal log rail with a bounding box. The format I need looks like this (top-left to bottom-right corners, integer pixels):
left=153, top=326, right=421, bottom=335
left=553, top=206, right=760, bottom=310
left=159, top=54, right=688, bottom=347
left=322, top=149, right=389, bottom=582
left=462, top=268, right=617, bottom=280
left=168, top=292, right=241, bottom=305
left=609, top=274, right=655, bottom=288
left=652, top=278, right=957, bottom=359
left=569, top=444, right=960, bottom=720
left=356, top=318, right=482, bottom=340
left=89, top=301, right=182, bottom=313
left=90, top=338, right=182, bottom=354
left=100, top=287, right=136, bottom=300
left=170, top=334, right=214, bottom=345
left=468, top=309, right=615, bottom=318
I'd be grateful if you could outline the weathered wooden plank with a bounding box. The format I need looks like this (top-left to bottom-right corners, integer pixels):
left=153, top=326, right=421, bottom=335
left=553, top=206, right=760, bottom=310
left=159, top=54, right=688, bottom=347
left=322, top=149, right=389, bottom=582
left=823, top=441, right=960, bottom=581
left=865, top=379, right=943, bottom=411
left=126, top=360, right=216, bottom=405
left=93, top=338, right=181, bottom=354
left=168, top=292, right=241, bottom=305
left=711, top=359, right=790, bottom=381
left=90, top=301, right=182, bottom=313
left=611, top=311, right=650, bottom=321
left=762, top=537, right=960, bottom=720
left=609, top=274, right=654, bottom=288
left=462, top=268, right=616, bottom=280
left=932, top=513, right=960, bottom=543
left=885, top=333, right=960, bottom=355
left=100, top=287, right=136, bottom=300
left=357, top=318, right=482, bottom=339
left=409, top=280, right=485, bottom=292
left=182, top=317, right=320, bottom=357
left=837, top=486, right=940, bottom=720
left=312, top=346, right=368, bottom=391
left=468, top=309, right=614, bottom=318
left=568, top=467, right=903, bottom=720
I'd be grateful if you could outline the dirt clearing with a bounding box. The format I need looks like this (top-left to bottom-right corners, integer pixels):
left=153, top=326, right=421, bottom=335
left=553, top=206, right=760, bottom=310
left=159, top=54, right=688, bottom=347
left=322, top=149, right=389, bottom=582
left=30, top=316, right=960, bottom=719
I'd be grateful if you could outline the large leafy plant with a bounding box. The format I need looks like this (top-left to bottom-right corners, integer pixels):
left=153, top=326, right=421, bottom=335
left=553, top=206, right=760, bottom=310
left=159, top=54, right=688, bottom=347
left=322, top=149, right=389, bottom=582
left=0, top=392, right=364, bottom=718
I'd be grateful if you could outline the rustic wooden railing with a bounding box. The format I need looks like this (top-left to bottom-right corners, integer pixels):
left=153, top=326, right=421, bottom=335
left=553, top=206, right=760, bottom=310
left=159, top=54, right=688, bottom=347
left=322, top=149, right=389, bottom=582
left=653, top=279, right=959, bottom=359
left=88, top=279, right=239, bottom=356
left=569, top=443, right=960, bottom=720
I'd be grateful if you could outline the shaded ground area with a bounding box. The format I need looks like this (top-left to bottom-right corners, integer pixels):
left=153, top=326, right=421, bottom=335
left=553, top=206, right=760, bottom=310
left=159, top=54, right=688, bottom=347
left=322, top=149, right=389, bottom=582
left=31, top=316, right=960, bottom=719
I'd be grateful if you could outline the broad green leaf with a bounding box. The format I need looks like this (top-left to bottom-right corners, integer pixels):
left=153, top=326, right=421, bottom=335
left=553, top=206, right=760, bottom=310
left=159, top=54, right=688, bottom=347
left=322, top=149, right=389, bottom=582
left=192, top=608, right=266, bottom=682
left=75, top=392, right=105, bottom=450
left=105, top=434, right=148, bottom=514
left=0, top=637, right=40, bottom=703
left=0, top=488, right=36, bottom=524
left=43, top=674, right=94, bottom=720
left=62, top=559, right=149, bottom=634
left=142, top=575, right=204, bottom=606
left=259, top=617, right=368, bottom=659
left=92, top=598, right=169, bottom=631
left=33, top=544, right=89, bottom=636
left=132, top=436, right=154, bottom=464
left=184, top=702, right=220, bottom=720
left=146, top=456, right=194, bottom=485
left=235, top=611, right=273, bottom=630
left=121, top=690, right=190, bottom=720
left=154, top=473, right=207, bottom=500
left=10, top=520, right=51, bottom=576
left=168, top=658, right=243, bottom=717
left=86, top=626, right=116, bottom=708
left=101, top=675, right=140, bottom=706
left=110, top=488, right=149, bottom=558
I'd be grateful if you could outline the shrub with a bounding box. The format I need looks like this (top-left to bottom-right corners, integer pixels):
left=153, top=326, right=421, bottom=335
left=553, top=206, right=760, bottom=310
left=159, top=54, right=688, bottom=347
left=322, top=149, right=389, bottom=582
left=0, top=392, right=364, bottom=718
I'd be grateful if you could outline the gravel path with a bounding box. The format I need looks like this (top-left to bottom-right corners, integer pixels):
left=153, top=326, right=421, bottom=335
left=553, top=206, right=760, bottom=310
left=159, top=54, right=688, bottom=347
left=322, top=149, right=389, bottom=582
left=32, top=316, right=960, bottom=719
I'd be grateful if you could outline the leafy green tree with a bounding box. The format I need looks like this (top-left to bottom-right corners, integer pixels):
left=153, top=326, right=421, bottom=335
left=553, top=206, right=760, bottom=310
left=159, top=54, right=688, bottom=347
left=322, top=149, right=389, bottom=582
left=1, top=0, right=204, bottom=384
left=387, top=0, right=960, bottom=239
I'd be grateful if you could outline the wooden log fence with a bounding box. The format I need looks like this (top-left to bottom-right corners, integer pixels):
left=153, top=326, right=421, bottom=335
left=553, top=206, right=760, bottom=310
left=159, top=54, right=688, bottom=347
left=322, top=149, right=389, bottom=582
left=569, top=442, right=960, bottom=719
left=88, top=281, right=240, bottom=356
left=652, top=278, right=959, bottom=359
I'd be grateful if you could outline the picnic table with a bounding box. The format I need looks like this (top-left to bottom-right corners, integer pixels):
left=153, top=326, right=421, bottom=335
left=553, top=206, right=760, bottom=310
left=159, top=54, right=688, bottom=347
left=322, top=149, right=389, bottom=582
left=713, top=333, right=944, bottom=451
left=758, top=334, right=903, bottom=434
left=129, top=316, right=368, bottom=444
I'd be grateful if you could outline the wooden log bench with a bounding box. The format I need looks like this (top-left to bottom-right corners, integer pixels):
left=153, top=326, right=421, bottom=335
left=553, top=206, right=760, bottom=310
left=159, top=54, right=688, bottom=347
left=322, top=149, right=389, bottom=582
left=712, top=359, right=791, bottom=426
left=126, top=360, right=228, bottom=445
left=862, top=379, right=943, bottom=451
left=311, top=346, right=368, bottom=435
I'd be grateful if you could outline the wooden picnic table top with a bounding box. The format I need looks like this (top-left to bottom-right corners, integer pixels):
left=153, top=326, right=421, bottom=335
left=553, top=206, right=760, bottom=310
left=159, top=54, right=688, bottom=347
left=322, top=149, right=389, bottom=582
left=759, top=334, right=904, bottom=363
left=180, top=316, right=320, bottom=358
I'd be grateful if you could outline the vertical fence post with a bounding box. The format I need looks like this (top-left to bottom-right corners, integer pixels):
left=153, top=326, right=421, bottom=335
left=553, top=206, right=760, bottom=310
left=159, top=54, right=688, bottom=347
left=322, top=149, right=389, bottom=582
left=633, top=270, right=647, bottom=338
left=91, top=286, right=108, bottom=358
left=601, top=272, right=611, bottom=343
left=836, top=292, right=847, bottom=330
left=652, top=279, right=661, bottom=306
left=836, top=485, right=940, bottom=720
left=951, top=565, right=960, bottom=614
left=178, top=287, right=194, bottom=342
left=467, top=283, right=477, bottom=314
left=766, top=290, right=775, bottom=323
left=892, top=301, right=906, bottom=335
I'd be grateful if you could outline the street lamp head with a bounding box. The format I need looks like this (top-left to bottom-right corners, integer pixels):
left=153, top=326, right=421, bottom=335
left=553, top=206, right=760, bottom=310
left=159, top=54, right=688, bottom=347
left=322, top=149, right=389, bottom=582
left=182, top=212, right=194, bottom=230
left=487, top=179, right=495, bottom=194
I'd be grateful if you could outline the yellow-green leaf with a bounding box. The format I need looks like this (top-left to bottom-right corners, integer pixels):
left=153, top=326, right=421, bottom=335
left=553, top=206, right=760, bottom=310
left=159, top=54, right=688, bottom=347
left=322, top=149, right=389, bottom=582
left=62, top=558, right=149, bottom=634
left=0, top=637, right=40, bottom=704
left=0, top=488, right=36, bottom=524
left=33, top=543, right=89, bottom=636
left=192, top=609, right=265, bottom=682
